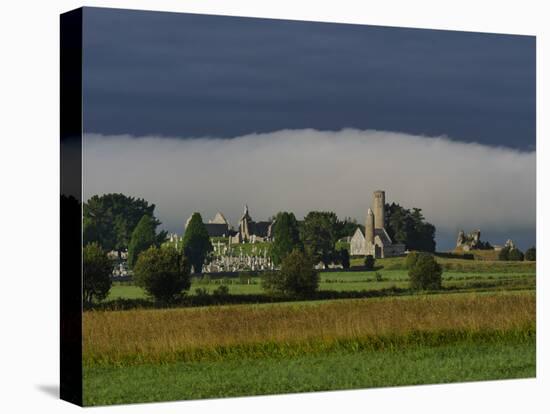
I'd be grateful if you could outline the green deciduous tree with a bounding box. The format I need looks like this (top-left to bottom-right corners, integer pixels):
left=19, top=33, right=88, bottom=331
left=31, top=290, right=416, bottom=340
left=498, top=247, right=510, bottom=261
left=385, top=203, right=436, bottom=252
left=508, top=248, right=524, bottom=261
left=271, top=211, right=302, bottom=265
left=83, top=242, right=113, bottom=306
left=83, top=193, right=167, bottom=252
left=335, top=217, right=363, bottom=239
left=300, top=211, right=339, bottom=267
left=127, top=214, right=157, bottom=269
left=182, top=212, right=213, bottom=273
left=262, top=249, right=319, bottom=297
left=498, top=246, right=524, bottom=261
left=133, top=246, right=191, bottom=303
left=408, top=253, right=442, bottom=290
left=406, top=251, right=420, bottom=269
left=525, top=247, right=536, bottom=261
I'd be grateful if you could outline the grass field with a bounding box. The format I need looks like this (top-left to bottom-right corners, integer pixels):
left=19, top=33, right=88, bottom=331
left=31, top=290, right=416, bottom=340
left=84, top=337, right=535, bottom=406
left=83, top=292, right=535, bottom=405
left=84, top=255, right=536, bottom=406
left=107, top=255, right=535, bottom=301
left=84, top=292, right=534, bottom=366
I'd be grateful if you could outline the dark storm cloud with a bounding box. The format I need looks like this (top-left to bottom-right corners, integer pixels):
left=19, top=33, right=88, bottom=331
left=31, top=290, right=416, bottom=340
left=82, top=7, right=536, bottom=150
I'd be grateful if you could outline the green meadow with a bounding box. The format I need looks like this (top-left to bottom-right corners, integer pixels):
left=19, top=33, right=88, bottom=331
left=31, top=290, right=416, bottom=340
left=107, top=255, right=535, bottom=301
left=84, top=255, right=536, bottom=406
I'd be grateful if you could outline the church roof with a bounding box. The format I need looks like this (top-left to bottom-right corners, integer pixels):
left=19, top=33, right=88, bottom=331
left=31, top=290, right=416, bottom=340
left=249, top=221, right=273, bottom=238
left=203, top=223, right=231, bottom=237
left=209, top=212, right=229, bottom=225
left=350, top=227, right=395, bottom=246
left=374, top=228, right=393, bottom=245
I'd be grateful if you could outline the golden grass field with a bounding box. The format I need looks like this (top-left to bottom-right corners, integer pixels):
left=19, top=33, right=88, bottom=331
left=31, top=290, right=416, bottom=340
left=84, top=292, right=535, bottom=366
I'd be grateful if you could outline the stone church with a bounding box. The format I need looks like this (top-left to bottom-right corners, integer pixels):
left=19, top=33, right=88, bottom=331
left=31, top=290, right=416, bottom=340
left=185, top=205, right=274, bottom=243
left=350, top=190, right=406, bottom=258
left=231, top=205, right=274, bottom=243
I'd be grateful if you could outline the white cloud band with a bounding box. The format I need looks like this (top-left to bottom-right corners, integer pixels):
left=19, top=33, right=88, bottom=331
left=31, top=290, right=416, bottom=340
left=83, top=129, right=535, bottom=249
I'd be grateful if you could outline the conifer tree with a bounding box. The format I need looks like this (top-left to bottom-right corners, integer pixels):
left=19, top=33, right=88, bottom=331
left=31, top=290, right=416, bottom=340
left=271, top=212, right=302, bottom=265
left=127, top=214, right=157, bottom=268
left=182, top=213, right=213, bottom=273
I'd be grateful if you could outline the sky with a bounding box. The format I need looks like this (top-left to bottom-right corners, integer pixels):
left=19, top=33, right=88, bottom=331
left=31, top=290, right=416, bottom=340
left=82, top=7, right=536, bottom=250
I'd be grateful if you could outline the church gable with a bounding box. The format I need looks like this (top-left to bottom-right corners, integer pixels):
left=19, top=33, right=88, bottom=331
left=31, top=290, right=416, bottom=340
left=209, top=212, right=229, bottom=225
left=350, top=227, right=366, bottom=256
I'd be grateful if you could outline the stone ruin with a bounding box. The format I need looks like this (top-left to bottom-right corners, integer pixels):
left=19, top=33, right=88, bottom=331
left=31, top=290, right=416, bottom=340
left=504, top=239, right=516, bottom=249
left=455, top=229, right=493, bottom=251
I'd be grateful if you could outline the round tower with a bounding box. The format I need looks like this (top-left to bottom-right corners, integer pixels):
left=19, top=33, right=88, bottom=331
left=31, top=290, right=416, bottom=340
left=365, top=208, right=375, bottom=245
left=373, top=190, right=385, bottom=229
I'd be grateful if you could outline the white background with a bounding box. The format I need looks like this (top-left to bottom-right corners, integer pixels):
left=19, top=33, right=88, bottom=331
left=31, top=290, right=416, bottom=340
left=0, top=0, right=548, bottom=412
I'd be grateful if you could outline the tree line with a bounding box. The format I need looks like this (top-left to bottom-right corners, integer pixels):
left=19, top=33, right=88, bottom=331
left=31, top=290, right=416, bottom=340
left=82, top=193, right=438, bottom=305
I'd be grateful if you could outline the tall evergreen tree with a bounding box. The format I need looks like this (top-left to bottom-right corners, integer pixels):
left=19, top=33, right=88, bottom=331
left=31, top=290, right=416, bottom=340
left=182, top=213, right=213, bottom=273
left=271, top=212, right=302, bottom=265
left=127, top=214, right=157, bottom=269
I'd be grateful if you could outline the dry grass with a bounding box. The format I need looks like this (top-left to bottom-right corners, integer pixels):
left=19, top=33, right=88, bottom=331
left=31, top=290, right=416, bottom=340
left=83, top=292, right=535, bottom=366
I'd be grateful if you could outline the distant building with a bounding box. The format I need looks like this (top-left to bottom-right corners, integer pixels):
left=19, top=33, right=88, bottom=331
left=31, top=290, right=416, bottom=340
left=350, top=190, right=405, bottom=258
left=455, top=229, right=494, bottom=251
left=185, top=205, right=274, bottom=242
left=204, top=212, right=233, bottom=237
left=231, top=205, right=274, bottom=243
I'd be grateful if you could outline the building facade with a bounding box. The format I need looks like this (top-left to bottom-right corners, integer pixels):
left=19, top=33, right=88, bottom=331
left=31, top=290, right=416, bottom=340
left=350, top=190, right=405, bottom=258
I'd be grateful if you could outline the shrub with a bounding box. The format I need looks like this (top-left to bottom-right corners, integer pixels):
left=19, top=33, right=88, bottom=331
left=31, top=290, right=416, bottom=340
left=406, top=251, right=420, bottom=269
left=340, top=249, right=350, bottom=269
left=375, top=272, right=383, bottom=282
left=213, top=285, right=229, bottom=298
left=408, top=253, right=442, bottom=290
left=499, top=246, right=524, bottom=261
left=261, top=249, right=319, bottom=297
left=525, top=247, right=536, bottom=261
left=194, top=287, right=209, bottom=298
left=133, top=246, right=191, bottom=303
left=508, top=248, right=524, bottom=261
left=498, top=247, right=510, bottom=261
left=83, top=242, right=113, bottom=306
left=364, top=255, right=375, bottom=271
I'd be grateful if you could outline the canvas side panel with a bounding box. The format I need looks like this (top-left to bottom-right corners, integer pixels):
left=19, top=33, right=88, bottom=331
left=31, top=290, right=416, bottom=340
left=60, top=8, right=83, bottom=407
